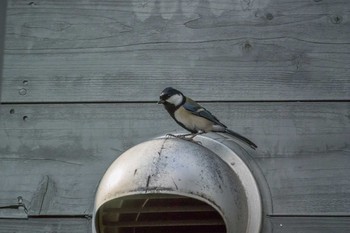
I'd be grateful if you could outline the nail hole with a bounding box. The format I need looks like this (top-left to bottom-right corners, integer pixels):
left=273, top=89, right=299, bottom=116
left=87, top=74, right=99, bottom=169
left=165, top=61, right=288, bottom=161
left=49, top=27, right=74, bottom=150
left=331, top=15, right=342, bottom=24
left=23, top=80, right=28, bottom=85
left=23, top=116, right=28, bottom=121
left=10, top=109, right=15, bottom=114
left=266, top=13, right=274, bottom=20
left=243, top=41, right=252, bottom=51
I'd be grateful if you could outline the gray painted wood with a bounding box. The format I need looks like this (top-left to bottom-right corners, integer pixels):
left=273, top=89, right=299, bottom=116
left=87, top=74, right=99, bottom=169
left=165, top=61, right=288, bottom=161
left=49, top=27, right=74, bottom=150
left=0, top=0, right=7, bottom=103
left=0, top=218, right=92, bottom=233
left=2, top=0, right=350, bottom=102
left=0, top=216, right=349, bottom=233
left=269, top=216, right=350, bottom=233
left=0, top=102, right=349, bottom=215
left=258, top=154, right=350, bottom=214
left=1, top=0, right=349, bottom=232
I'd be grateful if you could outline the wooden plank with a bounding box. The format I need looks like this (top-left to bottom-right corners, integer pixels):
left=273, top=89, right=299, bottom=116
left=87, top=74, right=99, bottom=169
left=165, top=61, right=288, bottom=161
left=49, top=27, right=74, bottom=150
left=0, top=216, right=349, bottom=233
left=0, top=102, right=349, bottom=215
left=269, top=216, right=350, bottom=233
left=0, top=218, right=92, bottom=233
left=258, top=154, right=350, bottom=214
left=0, top=0, right=7, bottom=102
left=5, top=0, right=350, bottom=48
left=2, top=0, right=350, bottom=102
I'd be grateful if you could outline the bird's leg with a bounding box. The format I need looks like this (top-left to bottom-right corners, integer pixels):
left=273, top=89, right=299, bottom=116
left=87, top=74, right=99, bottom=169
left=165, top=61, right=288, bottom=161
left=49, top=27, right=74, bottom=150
left=185, top=131, right=203, bottom=140
left=166, top=131, right=205, bottom=143
left=181, top=133, right=196, bottom=139
left=166, top=133, right=193, bottom=139
left=180, top=131, right=204, bottom=145
left=183, top=131, right=205, bottom=139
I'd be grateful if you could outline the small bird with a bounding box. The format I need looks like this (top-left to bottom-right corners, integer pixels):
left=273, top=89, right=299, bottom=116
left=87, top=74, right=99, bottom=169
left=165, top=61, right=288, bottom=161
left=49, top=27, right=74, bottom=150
left=158, top=87, right=257, bottom=149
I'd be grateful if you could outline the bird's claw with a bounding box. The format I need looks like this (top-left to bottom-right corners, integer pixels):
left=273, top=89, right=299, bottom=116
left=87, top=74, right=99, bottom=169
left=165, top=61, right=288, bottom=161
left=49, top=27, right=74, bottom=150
left=165, top=133, right=178, bottom=138
left=165, top=133, right=191, bottom=139
left=166, top=132, right=195, bottom=137
left=165, top=133, right=202, bottom=145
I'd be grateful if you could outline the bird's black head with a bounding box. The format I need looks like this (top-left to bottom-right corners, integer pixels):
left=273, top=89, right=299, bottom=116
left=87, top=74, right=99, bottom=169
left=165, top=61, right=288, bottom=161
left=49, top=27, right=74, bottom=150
left=158, top=87, right=185, bottom=107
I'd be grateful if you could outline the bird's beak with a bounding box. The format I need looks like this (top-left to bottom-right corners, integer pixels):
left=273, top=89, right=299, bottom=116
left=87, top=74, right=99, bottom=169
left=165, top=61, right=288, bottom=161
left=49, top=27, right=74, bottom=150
left=157, top=99, right=165, bottom=104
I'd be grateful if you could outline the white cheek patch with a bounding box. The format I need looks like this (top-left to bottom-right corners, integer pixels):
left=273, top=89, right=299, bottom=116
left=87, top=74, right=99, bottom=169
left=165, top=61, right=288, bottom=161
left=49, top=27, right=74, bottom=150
left=167, top=94, right=183, bottom=106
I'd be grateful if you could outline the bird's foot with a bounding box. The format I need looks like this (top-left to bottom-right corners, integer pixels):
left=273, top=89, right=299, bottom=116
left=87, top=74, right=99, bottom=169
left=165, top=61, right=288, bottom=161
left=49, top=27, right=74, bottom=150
left=165, top=133, right=203, bottom=145
left=166, top=133, right=193, bottom=139
left=165, top=133, right=178, bottom=138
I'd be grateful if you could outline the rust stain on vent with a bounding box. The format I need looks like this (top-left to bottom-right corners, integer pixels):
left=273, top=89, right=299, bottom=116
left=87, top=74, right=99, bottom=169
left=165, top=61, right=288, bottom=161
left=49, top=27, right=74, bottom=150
left=97, top=194, right=226, bottom=233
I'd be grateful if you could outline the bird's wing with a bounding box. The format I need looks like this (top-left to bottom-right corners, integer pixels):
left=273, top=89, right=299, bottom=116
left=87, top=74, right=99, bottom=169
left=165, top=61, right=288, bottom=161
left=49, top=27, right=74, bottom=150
left=183, top=97, right=226, bottom=127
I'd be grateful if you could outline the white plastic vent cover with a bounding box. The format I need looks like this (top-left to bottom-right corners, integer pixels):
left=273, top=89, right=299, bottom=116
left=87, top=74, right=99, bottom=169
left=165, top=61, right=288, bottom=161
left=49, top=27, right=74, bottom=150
left=93, top=133, right=262, bottom=233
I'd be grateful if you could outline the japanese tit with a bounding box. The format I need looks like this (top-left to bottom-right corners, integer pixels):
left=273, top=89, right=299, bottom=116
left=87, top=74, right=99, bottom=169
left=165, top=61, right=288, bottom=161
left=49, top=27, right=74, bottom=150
left=158, top=87, right=257, bottom=149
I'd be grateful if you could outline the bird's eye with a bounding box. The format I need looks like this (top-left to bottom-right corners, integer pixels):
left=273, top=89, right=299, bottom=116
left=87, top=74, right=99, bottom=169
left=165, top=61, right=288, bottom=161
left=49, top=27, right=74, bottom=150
left=161, top=94, right=169, bottom=100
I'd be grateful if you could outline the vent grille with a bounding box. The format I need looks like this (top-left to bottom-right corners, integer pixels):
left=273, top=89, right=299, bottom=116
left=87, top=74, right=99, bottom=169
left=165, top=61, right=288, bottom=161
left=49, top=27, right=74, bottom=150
left=97, top=194, right=226, bottom=233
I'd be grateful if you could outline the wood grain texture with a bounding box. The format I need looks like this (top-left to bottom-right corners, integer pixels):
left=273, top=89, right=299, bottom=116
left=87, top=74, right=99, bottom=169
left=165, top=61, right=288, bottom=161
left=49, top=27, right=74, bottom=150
left=269, top=216, right=350, bottom=233
left=258, top=154, right=350, bottom=214
left=2, top=0, right=350, bottom=102
left=0, top=102, right=349, bottom=215
left=0, top=216, right=349, bottom=233
left=0, top=218, right=92, bottom=233
left=0, top=0, right=7, bottom=102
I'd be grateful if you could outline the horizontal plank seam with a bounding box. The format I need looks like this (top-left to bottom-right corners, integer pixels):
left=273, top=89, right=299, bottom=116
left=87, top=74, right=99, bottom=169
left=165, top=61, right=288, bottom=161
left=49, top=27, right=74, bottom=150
left=268, top=214, right=350, bottom=218
left=28, top=214, right=92, bottom=219
left=2, top=214, right=350, bottom=220
left=1, top=100, right=350, bottom=105
left=2, top=213, right=350, bottom=220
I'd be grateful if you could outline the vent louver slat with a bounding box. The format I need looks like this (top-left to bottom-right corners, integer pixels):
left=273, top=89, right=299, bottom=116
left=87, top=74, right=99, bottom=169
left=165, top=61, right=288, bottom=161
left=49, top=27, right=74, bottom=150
left=104, top=205, right=214, bottom=213
left=104, top=219, right=225, bottom=227
left=99, top=194, right=226, bottom=233
left=104, top=226, right=226, bottom=233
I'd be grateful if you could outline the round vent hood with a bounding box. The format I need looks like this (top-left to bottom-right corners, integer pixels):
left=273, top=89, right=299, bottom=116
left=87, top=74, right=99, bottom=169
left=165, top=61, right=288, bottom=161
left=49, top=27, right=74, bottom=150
left=93, top=133, right=263, bottom=233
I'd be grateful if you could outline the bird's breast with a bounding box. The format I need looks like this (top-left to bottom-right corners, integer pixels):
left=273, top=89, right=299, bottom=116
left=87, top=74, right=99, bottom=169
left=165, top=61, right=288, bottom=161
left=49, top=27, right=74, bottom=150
left=174, top=106, right=213, bottom=132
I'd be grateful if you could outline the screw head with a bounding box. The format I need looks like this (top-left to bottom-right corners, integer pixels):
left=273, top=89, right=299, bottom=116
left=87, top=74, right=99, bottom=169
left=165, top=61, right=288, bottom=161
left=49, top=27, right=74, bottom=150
left=17, top=196, right=23, bottom=204
left=19, top=88, right=27, bottom=95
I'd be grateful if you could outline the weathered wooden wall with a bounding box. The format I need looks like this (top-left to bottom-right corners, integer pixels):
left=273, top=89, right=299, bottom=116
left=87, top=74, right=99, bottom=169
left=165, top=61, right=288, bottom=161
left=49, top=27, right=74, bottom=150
left=0, top=0, right=349, bottom=232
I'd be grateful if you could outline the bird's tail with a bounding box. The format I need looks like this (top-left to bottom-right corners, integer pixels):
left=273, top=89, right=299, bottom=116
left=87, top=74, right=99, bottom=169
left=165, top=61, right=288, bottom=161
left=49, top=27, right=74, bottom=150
left=224, top=129, right=257, bottom=149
